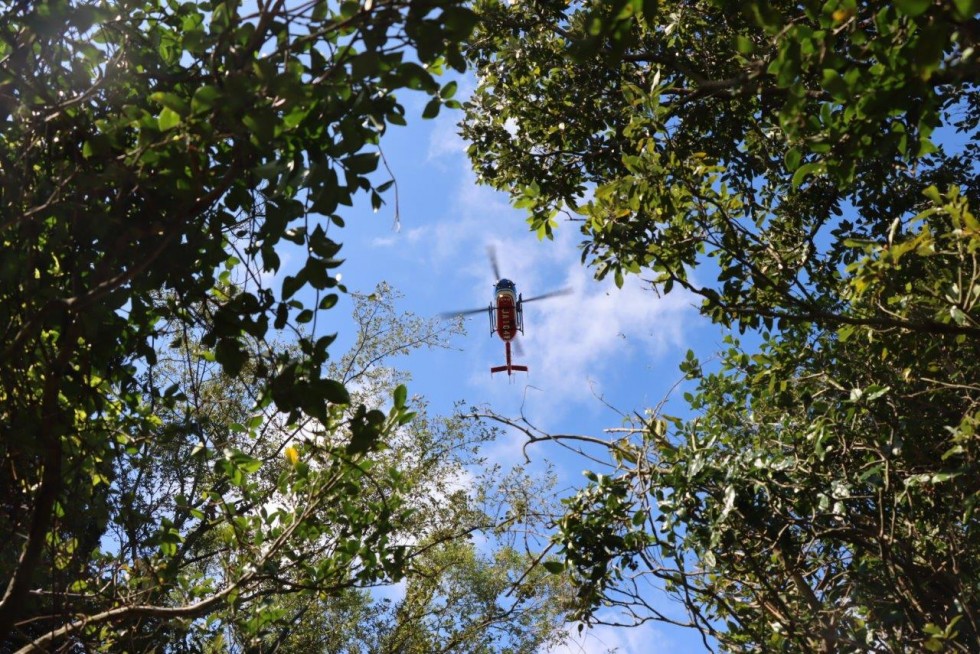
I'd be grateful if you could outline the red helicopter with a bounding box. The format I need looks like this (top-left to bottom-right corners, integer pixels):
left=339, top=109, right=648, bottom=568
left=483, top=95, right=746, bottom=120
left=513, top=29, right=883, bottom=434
left=443, top=248, right=570, bottom=377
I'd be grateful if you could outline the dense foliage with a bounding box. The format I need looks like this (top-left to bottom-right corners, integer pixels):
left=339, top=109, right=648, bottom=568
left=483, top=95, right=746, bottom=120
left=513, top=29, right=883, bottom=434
left=464, top=0, right=979, bottom=651
left=0, top=0, right=571, bottom=650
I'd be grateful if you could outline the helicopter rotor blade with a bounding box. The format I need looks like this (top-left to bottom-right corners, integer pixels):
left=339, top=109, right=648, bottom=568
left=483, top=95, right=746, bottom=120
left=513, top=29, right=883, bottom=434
left=439, top=306, right=490, bottom=319
left=521, top=287, right=573, bottom=304
left=513, top=337, right=525, bottom=358
left=487, top=245, right=502, bottom=281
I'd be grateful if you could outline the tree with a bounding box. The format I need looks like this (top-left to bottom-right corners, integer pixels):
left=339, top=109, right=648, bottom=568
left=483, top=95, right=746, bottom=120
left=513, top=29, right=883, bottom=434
left=463, top=0, right=978, bottom=333
left=210, top=285, right=573, bottom=654
left=3, top=275, right=572, bottom=651
left=0, top=0, right=492, bottom=648
left=462, top=0, right=980, bottom=651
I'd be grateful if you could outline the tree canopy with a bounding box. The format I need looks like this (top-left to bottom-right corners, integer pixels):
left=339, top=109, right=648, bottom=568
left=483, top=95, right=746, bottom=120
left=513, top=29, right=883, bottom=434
left=464, top=0, right=978, bottom=333
left=463, top=0, right=980, bottom=651
left=0, top=0, right=571, bottom=650
left=5, top=0, right=979, bottom=650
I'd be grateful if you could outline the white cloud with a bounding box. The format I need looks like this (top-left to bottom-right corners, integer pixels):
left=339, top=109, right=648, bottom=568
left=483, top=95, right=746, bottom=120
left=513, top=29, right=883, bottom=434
left=369, top=578, right=407, bottom=604
left=522, top=262, right=694, bottom=404
left=371, top=234, right=400, bottom=248
left=374, top=168, right=514, bottom=268
left=545, top=621, right=677, bottom=654
left=427, top=111, right=467, bottom=162
left=371, top=226, right=426, bottom=248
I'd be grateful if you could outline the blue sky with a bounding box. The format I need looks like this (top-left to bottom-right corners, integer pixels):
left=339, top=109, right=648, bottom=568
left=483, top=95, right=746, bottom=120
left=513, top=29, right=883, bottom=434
left=300, top=81, right=727, bottom=652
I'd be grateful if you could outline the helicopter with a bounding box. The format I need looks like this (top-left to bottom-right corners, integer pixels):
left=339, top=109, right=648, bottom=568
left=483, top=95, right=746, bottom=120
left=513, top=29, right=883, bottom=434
left=442, top=247, right=571, bottom=377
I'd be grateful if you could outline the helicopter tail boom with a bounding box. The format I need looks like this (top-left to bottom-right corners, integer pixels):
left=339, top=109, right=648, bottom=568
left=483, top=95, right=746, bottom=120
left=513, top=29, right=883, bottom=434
left=491, top=341, right=528, bottom=377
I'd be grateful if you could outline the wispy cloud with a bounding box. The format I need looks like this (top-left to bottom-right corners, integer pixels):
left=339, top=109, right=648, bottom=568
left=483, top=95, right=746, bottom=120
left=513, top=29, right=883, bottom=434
left=427, top=111, right=467, bottom=163
left=523, top=259, right=694, bottom=405
left=371, top=226, right=427, bottom=248
left=545, top=620, right=675, bottom=654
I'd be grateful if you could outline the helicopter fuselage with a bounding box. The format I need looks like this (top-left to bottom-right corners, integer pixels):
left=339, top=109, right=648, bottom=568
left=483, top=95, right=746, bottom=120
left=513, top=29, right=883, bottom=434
left=491, top=279, right=522, bottom=342
left=489, top=280, right=527, bottom=376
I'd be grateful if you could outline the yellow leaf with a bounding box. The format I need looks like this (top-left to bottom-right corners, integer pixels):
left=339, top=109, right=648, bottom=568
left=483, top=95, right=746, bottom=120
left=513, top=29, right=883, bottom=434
left=284, top=445, right=299, bottom=466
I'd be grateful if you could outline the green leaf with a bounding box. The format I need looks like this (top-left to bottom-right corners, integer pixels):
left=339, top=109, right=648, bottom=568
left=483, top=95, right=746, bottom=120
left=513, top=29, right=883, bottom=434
left=542, top=560, right=565, bottom=574
left=242, top=112, right=275, bottom=142
left=343, top=152, right=380, bottom=174
left=282, top=274, right=303, bottom=300
left=439, top=81, right=458, bottom=100
left=952, top=0, right=980, bottom=19
left=393, top=384, right=407, bottom=409
left=230, top=450, right=262, bottom=474
left=214, top=338, right=247, bottom=377
left=395, top=62, right=437, bottom=91
left=191, top=85, right=222, bottom=114
left=820, top=68, right=848, bottom=100
left=719, top=485, right=736, bottom=523
left=791, top=162, right=822, bottom=188
left=894, top=0, right=932, bottom=16
left=862, top=385, right=890, bottom=402
left=422, top=97, right=441, bottom=119
left=440, top=6, right=478, bottom=38
left=321, top=379, right=350, bottom=405
left=150, top=92, right=189, bottom=115
left=916, top=136, right=938, bottom=157
left=784, top=147, right=802, bottom=171
left=318, top=293, right=339, bottom=310
left=158, top=107, right=181, bottom=131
